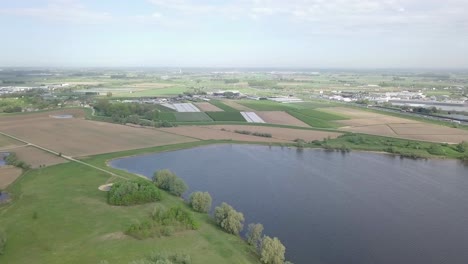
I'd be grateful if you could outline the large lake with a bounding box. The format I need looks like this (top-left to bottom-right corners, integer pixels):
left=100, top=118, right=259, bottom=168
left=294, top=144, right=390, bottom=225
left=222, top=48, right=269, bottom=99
left=110, top=144, right=468, bottom=264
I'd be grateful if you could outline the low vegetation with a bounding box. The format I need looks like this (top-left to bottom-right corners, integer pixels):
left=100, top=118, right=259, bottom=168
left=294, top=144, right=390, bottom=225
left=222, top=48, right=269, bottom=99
left=153, top=170, right=188, bottom=197
left=189, top=192, right=212, bottom=213
left=126, top=206, right=199, bottom=239
left=108, top=179, right=162, bottom=206
left=234, top=130, right=273, bottom=138
left=130, top=251, right=192, bottom=264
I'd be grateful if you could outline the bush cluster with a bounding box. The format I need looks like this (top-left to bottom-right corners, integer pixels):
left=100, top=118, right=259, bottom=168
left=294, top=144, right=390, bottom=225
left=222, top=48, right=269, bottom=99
left=108, top=180, right=162, bottom=206
left=153, top=170, right=188, bottom=197
left=127, top=206, right=199, bottom=239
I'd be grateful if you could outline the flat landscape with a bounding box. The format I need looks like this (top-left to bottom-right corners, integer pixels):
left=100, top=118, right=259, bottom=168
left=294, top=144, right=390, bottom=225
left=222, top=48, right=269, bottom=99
left=0, top=110, right=197, bottom=157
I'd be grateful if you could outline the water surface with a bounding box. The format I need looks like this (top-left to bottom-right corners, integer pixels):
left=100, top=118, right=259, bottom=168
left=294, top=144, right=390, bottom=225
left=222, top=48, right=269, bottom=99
left=110, top=144, right=468, bottom=264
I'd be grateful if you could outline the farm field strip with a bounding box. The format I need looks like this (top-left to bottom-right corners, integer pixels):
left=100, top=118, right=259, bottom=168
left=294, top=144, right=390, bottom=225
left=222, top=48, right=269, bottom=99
left=241, top=112, right=265, bottom=123
left=173, top=103, right=200, bottom=112
left=255, top=111, right=310, bottom=127
left=161, top=103, right=176, bottom=110
left=194, top=102, right=224, bottom=112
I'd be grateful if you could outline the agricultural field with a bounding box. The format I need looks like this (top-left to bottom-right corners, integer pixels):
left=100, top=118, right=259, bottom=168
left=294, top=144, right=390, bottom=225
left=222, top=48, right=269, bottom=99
left=194, top=102, right=224, bottom=112
left=0, top=166, right=22, bottom=189
left=10, top=146, right=68, bottom=168
left=0, top=110, right=197, bottom=157
left=255, top=111, right=310, bottom=127
left=0, top=134, right=24, bottom=149
left=173, top=112, right=213, bottom=122
left=221, top=100, right=254, bottom=111
left=323, top=107, right=468, bottom=143
left=206, top=111, right=246, bottom=122
left=208, top=100, right=240, bottom=112
left=241, top=112, right=265, bottom=123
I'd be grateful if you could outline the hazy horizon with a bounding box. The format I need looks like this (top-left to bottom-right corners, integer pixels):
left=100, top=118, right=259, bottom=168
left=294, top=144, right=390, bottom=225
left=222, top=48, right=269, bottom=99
left=1, top=0, right=467, bottom=68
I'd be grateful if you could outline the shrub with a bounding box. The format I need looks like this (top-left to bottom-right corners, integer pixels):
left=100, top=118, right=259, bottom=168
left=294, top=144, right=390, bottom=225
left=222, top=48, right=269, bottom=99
left=214, top=202, right=244, bottom=235
left=189, top=192, right=212, bottom=213
left=108, top=180, right=162, bottom=206
left=153, top=170, right=188, bottom=197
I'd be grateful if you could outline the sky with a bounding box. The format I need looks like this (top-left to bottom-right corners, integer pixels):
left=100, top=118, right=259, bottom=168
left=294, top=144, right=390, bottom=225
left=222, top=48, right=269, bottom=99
left=0, top=0, right=467, bottom=68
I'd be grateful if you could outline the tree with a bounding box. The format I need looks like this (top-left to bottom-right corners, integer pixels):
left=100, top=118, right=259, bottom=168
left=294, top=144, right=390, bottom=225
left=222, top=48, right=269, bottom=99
left=214, top=202, right=244, bottom=235
left=260, top=236, right=286, bottom=264
left=153, top=170, right=188, bottom=197
left=246, top=223, right=263, bottom=248
left=189, top=192, right=212, bottom=213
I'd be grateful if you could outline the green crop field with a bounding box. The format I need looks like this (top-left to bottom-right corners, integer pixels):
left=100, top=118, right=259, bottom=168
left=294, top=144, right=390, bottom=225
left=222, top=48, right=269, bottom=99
left=206, top=112, right=246, bottom=121
left=173, top=112, right=213, bottom=122
left=292, top=109, right=349, bottom=121
left=0, top=143, right=261, bottom=264
left=209, top=100, right=239, bottom=112
left=287, top=111, right=340, bottom=128
left=158, top=112, right=177, bottom=121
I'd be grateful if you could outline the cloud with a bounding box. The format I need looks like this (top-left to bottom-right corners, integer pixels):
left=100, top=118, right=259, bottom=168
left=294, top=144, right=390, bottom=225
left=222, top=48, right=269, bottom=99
left=146, top=0, right=468, bottom=36
left=0, top=0, right=112, bottom=24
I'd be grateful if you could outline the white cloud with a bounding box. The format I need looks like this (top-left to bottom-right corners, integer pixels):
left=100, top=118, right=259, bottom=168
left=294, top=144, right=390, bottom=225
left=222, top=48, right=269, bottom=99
left=0, top=0, right=112, bottom=24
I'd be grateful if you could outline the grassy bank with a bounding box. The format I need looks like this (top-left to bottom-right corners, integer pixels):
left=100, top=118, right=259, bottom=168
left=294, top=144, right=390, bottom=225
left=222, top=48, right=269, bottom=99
left=311, top=134, right=468, bottom=159
left=0, top=142, right=263, bottom=264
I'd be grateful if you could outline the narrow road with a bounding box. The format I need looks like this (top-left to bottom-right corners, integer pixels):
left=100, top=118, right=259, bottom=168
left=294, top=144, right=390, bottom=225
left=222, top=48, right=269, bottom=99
left=0, top=131, right=128, bottom=180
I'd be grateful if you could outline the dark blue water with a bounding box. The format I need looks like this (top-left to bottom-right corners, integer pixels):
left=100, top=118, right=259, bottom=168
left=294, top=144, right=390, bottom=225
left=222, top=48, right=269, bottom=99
left=110, top=144, right=468, bottom=264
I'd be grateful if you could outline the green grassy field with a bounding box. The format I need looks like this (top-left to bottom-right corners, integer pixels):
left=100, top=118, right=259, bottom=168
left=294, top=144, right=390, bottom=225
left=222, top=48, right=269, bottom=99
left=205, top=112, right=246, bottom=122
left=0, top=143, right=261, bottom=264
left=173, top=112, right=213, bottom=122
left=158, top=112, right=177, bottom=122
